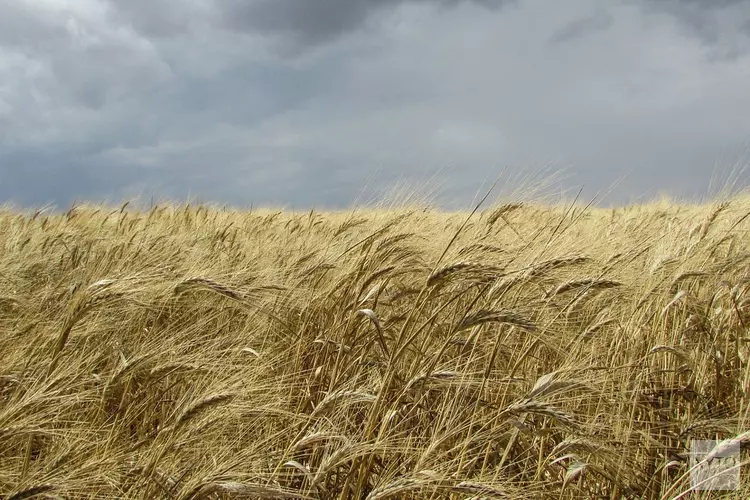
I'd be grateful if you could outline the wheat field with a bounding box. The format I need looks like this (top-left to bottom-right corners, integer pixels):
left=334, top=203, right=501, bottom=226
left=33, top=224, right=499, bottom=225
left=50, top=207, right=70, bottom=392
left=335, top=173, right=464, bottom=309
left=0, top=193, right=749, bottom=499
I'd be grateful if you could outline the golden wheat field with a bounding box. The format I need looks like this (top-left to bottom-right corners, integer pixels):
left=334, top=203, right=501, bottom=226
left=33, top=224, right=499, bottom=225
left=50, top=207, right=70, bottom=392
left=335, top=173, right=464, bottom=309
left=1, top=193, right=749, bottom=499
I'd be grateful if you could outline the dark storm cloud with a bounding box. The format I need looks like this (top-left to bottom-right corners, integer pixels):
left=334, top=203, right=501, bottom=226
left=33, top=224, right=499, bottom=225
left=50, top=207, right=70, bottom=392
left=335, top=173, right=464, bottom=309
left=100, top=0, right=515, bottom=46
left=0, top=149, right=143, bottom=208
left=549, top=9, right=614, bottom=43
left=220, top=0, right=514, bottom=49
left=1, top=0, right=749, bottom=210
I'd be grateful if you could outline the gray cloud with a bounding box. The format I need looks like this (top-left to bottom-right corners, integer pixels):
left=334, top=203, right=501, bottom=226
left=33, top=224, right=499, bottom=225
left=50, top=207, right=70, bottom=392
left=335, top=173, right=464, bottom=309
left=222, top=0, right=380, bottom=46
left=104, top=0, right=215, bottom=38
left=219, top=0, right=515, bottom=54
left=634, top=0, right=750, bottom=57
left=100, top=0, right=515, bottom=50
left=662, top=0, right=749, bottom=6
left=549, top=9, right=614, bottom=43
left=0, top=0, right=748, bottom=210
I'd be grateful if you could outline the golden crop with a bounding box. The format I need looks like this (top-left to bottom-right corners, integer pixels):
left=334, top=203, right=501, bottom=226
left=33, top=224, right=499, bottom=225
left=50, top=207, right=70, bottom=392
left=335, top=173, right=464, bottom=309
left=0, top=194, right=748, bottom=498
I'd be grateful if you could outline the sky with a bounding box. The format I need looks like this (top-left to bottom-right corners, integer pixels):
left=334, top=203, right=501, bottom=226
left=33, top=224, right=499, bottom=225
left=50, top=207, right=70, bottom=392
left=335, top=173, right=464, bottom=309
left=1, top=0, right=749, bottom=209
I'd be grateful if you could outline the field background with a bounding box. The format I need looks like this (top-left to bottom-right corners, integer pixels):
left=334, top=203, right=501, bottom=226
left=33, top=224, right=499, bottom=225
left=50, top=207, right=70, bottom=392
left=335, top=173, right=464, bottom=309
left=1, top=194, right=749, bottom=499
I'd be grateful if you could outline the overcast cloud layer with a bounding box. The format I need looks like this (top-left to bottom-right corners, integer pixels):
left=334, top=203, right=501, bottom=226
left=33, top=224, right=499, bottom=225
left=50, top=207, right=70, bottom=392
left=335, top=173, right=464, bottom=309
left=1, top=0, right=749, bottom=209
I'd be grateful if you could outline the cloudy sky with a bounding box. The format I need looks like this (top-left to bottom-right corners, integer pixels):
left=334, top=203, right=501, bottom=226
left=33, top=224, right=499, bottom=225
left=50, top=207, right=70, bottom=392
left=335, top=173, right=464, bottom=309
left=1, top=0, right=749, bottom=209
